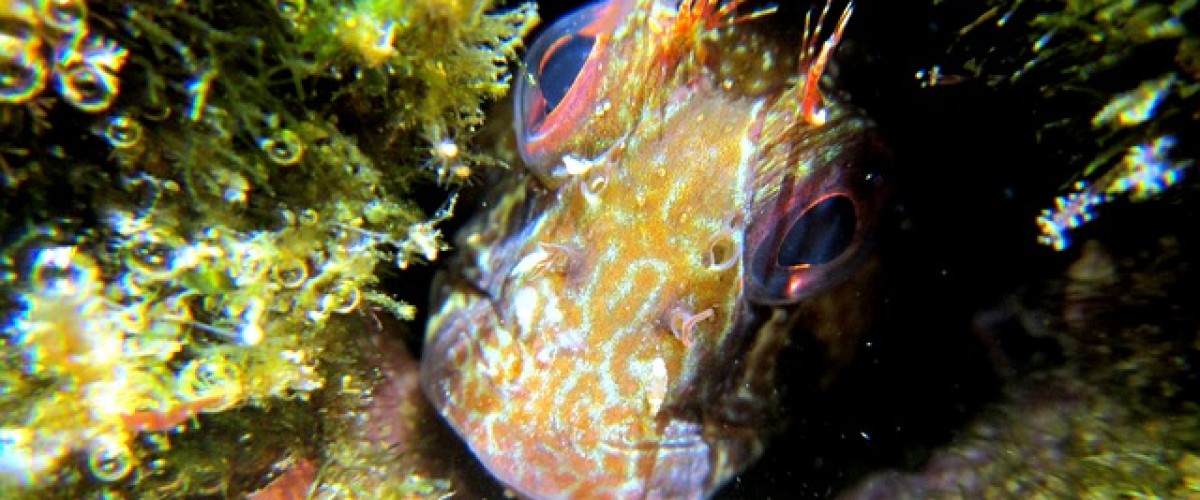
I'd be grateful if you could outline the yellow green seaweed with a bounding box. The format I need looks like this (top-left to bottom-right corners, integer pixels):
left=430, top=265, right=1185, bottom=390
left=0, top=0, right=536, bottom=496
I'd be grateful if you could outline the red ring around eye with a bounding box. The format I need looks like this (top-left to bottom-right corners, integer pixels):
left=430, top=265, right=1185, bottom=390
left=747, top=190, right=862, bottom=302
left=532, top=34, right=596, bottom=123
left=514, top=0, right=628, bottom=167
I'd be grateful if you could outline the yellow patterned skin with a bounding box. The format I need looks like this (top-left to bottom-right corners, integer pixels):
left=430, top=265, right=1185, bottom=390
left=422, top=1, right=887, bottom=497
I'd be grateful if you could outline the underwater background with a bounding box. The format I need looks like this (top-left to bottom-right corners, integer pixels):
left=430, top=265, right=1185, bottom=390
left=1, top=0, right=1197, bottom=498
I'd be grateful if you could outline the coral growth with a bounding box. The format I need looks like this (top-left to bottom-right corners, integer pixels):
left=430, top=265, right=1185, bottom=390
left=0, top=0, right=535, bottom=496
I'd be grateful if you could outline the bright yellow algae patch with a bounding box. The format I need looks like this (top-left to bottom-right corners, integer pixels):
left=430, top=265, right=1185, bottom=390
left=0, top=0, right=537, bottom=495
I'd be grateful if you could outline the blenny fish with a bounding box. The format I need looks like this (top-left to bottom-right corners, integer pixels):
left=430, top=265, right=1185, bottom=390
left=421, top=0, right=887, bottom=497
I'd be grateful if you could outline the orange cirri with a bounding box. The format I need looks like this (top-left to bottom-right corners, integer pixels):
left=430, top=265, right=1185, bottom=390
left=421, top=0, right=888, bottom=497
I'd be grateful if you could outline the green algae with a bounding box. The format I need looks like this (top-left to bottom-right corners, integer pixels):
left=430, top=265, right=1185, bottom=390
left=0, top=0, right=535, bottom=496
left=939, top=0, right=1197, bottom=250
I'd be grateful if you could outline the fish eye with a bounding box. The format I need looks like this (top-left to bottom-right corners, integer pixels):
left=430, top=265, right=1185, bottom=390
left=746, top=190, right=867, bottom=305
left=515, top=1, right=612, bottom=164
left=744, top=140, right=888, bottom=306
left=776, top=195, right=856, bottom=267
left=536, top=34, right=595, bottom=116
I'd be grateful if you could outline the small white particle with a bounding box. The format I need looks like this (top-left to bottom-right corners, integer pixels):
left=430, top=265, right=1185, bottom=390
left=511, top=247, right=549, bottom=277
left=240, top=323, right=264, bottom=345
left=562, top=154, right=594, bottom=176
left=810, top=107, right=829, bottom=126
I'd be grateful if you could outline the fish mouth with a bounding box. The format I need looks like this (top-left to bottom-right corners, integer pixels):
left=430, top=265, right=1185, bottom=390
left=418, top=278, right=774, bottom=498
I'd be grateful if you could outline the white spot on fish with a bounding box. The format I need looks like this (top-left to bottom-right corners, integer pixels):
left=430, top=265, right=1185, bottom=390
left=543, top=286, right=564, bottom=325
left=511, top=246, right=550, bottom=277
left=563, top=154, right=595, bottom=176
left=646, top=358, right=668, bottom=415
left=513, top=286, right=539, bottom=333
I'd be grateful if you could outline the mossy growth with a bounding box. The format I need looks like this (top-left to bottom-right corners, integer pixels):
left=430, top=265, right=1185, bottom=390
left=935, top=0, right=1197, bottom=250
left=0, top=0, right=536, bottom=496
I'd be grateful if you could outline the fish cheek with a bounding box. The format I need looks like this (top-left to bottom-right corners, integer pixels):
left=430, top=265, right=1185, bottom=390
left=420, top=286, right=507, bottom=427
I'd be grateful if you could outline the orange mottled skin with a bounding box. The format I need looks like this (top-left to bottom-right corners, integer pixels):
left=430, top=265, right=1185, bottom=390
left=422, top=0, right=886, bottom=497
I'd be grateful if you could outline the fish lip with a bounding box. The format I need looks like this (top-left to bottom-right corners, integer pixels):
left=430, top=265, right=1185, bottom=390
left=419, top=287, right=492, bottom=416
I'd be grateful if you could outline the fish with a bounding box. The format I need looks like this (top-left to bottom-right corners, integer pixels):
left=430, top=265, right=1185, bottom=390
left=420, top=0, right=888, bottom=497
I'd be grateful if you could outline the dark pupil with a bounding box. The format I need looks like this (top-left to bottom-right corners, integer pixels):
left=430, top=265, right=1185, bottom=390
left=777, top=195, right=856, bottom=267
left=539, top=34, right=594, bottom=113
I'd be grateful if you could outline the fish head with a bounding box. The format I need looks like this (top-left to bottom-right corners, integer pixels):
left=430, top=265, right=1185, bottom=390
left=422, top=0, right=887, bottom=497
